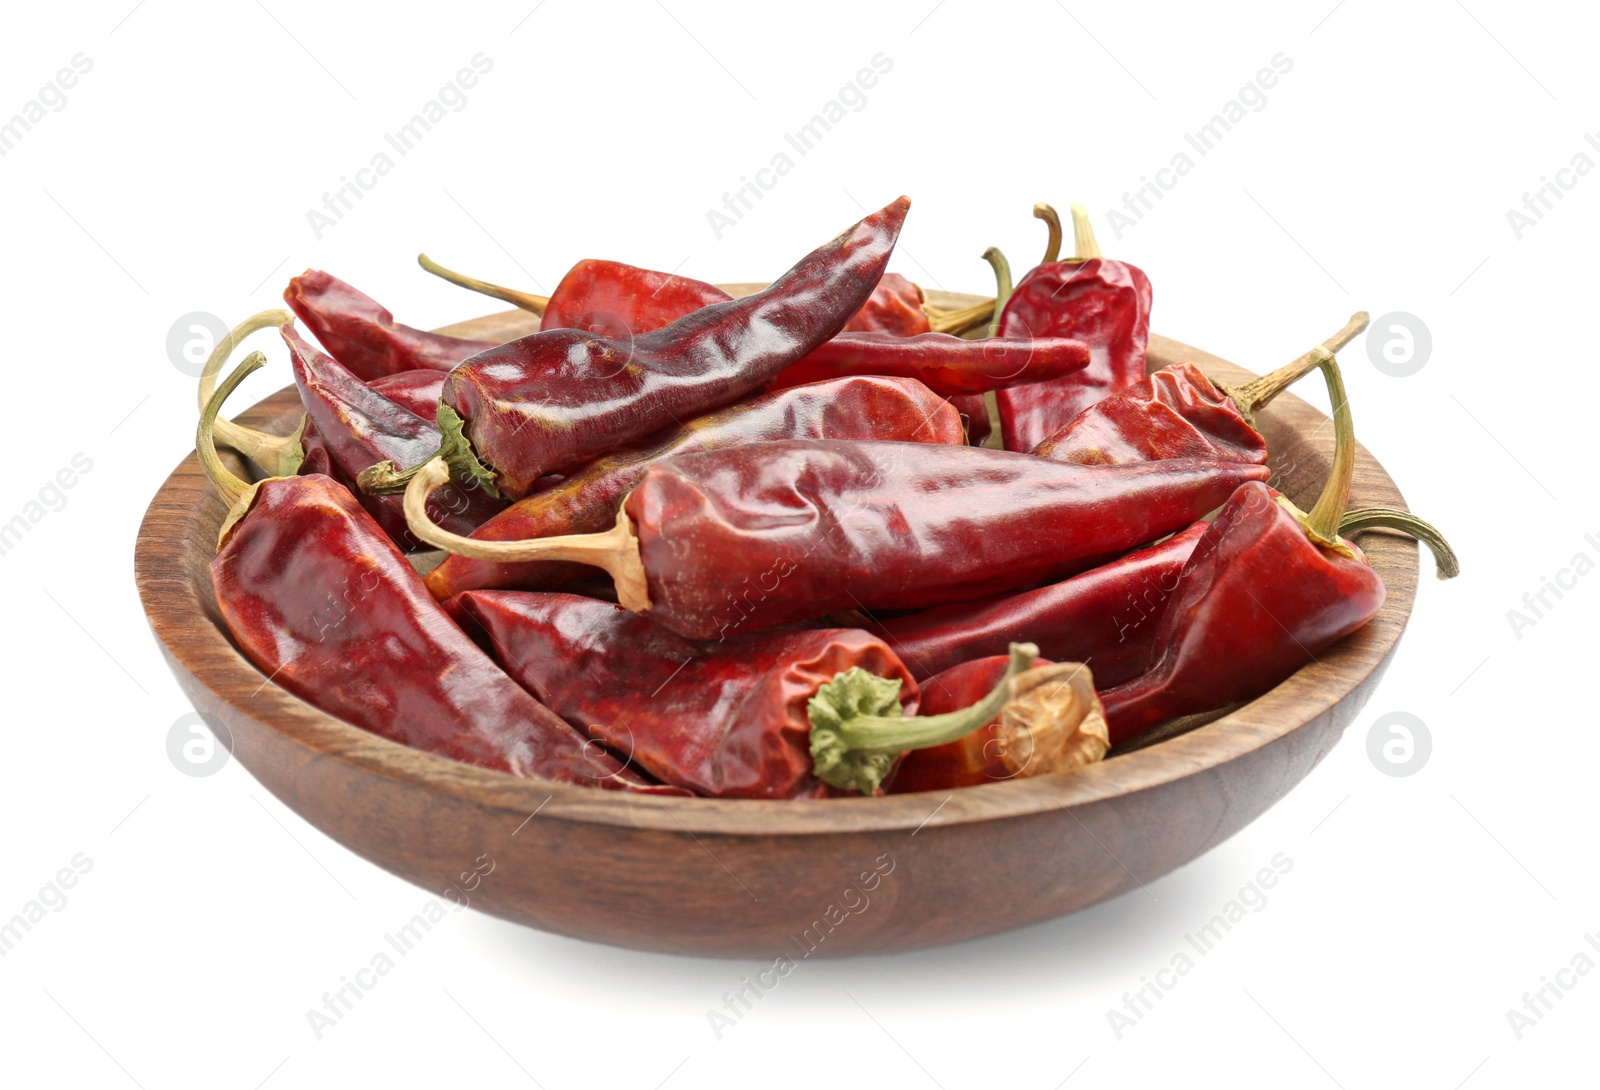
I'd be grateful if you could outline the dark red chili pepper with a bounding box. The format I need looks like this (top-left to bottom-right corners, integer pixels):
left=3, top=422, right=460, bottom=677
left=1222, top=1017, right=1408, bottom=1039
left=767, top=331, right=1089, bottom=396
left=197, top=355, right=674, bottom=792
left=447, top=590, right=1045, bottom=797
left=368, top=370, right=447, bottom=418
left=993, top=204, right=1153, bottom=452
left=1030, top=314, right=1368, bottom=466
left=1098, top=354, right=1459, bottom=743
left=953, top=394, right=993, bottom=445
left=887, top=656, right=1107, bottom=793
left=284, top=323, right=504, bottom=548
left=284, top=269, right=498, bottom=380
left=405, top=439, right=1270, bottom=641
left=363, top=196, right=912, bottom=500
left=873, top=521, right=1208, bottom=685
left=423, top=374, right=965, bottom=601
left=844, top=272, right=926, bottom=334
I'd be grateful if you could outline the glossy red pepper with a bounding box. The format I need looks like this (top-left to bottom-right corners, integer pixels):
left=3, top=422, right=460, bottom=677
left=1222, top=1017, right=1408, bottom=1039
left=368, top=197, right=912, bottom=500
left=1030, top=315, right=1369, bottom=467
left=873, top=521, right=1207, bottom=685
left=768, top=331, right=1089, bottom=396
left=284, top=269, right=497, bottom=379
left=423, top=374, right=965, bottom=601
left=994, top=205, right=1153, bottom=451
left=1098, top=354, right=1458, bottom=742
left=406, top=439, right=1270, bottom=641
left=887, top=656, right=1108, bottom=793
left=284, top=324, right=504, bottom=548
left=449, top=590, right=1047, bottom=798
left=198, top=355, right=673, bottom=791
left=368, top=370, right=447, bottom=418
left=843, top=272, right=926, bottom=334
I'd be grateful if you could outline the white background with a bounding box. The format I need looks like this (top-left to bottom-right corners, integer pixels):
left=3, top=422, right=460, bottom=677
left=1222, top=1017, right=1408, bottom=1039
left=1, top=1, right=1593, bottom=1086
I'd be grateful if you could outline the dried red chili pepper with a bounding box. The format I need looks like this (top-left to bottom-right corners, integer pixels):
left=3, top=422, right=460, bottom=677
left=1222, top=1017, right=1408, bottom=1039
left=843, top=271, right=926, bottom=334
left=363, top=196, right=912, bottom=499
left=368, top=370, right=447, bottom=418
left=405, top=439, right=1270, bottom=641
left=423, top=374, right=965, bottom=601
left=197, top=355, right=673, bottom=791
left=873, top=521, right=1208, bottom=686
left=1098, top=354, right=1458, bottom=742
left=994, top=204, right=1153, bottom=451
left=1031, top=313, right=1370, bottom=466
left=887, top=656, right=1108, bottom=793
left=447, top=590, right=1042, bottom=797
left=768, top=331, right=1089, bottom=396
left=284, top=323, right=504, bottom=547
left=284, top=270, right=498, bottom=380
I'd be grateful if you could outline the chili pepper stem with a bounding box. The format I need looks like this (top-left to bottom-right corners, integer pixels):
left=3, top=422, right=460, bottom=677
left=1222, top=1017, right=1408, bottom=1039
left=402, top=456, right=652, bottom=608
left=359, top=404, right=502, bottom=499
left=1341, top=507, right=1460, bottom=579
left=1290, top=353, right=1357, bottom=552
left=926, top=299, right=997, bottom=336
left=1221, top=312, right=1371, bottom=424
left=981, top=247, right=1013, bottom=338
left=1070, top=204, right=1101, bottom=260
left=417, top=254, right=550, bottom=316
left=197, top=353, right=273, bottom=544
left=808, top=643, right=1039, bottom=795
left=1034, top=202, right=1063, bottom=264
left=195, top=309, right=305, bottom=477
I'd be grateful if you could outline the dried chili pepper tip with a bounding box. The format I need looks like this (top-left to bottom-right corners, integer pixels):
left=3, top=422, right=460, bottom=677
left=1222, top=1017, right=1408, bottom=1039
left=807, top=642, right=1039, bottom=796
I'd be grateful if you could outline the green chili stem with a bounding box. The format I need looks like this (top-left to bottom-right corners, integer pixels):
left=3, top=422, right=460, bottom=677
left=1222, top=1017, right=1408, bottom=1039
left=1222, top=312, right=1371, bottom=423
left=1341, top=507, right=1460, bottom=579
left=1301, top=353, right=1355, bottom=547
left=1071, top=204, right=1101, bottom=260
left=981, top=246, right=1013, bottom=338
left=838, top=643, right=1038, bottom=754
left=197, top=352, right=267, bottom=509
left=417, top=254, right=549, bottom=316
left=927, top=299, right=996, bottom=336
left=358, top=404, right=501, bottom=499
left=194, top=309, right=303, bottom=476
left=1033, top=202, right=1063, bottom=264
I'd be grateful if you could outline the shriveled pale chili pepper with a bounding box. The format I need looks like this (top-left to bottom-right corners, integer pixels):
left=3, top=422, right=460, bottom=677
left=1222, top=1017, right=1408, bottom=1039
left=197, top=355, right=675, bottom=791
left=768, top=331, right=1089, bottom=396
left=994, top=204, right=1153, bottom=451
left=448, top=590, right=1043, bottom=798
left=364, top=196, right=912, bottom=500
left=1031, top=313, right=1370, bottom=466
left=1098, top=353, right=1459, bottom=743
left=873, top=521, right=1208, bottom=685
left=423, top=374, right=965, bottom=601
left=284, top=269, right=498, bottom=379
left=887, top=656, right=1108, bottom=793
left=405, top=438, right=1270, bottom=641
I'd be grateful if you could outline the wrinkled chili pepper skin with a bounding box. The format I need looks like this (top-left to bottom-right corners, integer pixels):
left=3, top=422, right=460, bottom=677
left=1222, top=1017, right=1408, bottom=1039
left=368, top=370, right=447, bottom=419
left=623, top=439, right=1270, bottom=641
left=1032, top=362, right=1267, bottom=467
left=424, top=375, right=964, bottom=601
left=447, top=591, right=918, bottom=799
left=212, top=476, right=666, bottom=790
left=885, top=655, right=1050, bottom=793
left=844, top=272, right=928, bottom=334
left=995, top=258, right=1153, bottom=452
left=1098, top=481, right=1385, bottom=742
left=875, top=521, right=1207, bottom=684
left=284, top=270, right=497, bottom=380
left=768, top=332, right=1090, bottom=396
left=444, top=196, right=910, bottom=496
left=539, top=259, right=731, bottom=336
left=285, top=326, right=503, bottom=548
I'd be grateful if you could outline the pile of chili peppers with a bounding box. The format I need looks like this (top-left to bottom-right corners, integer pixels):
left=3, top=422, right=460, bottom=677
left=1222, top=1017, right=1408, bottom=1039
left=192, top=196, right=1456, bottom=801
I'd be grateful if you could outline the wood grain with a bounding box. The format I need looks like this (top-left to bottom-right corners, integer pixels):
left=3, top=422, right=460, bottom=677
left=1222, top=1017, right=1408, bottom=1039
left=134, top=292, right=1417, bottom=957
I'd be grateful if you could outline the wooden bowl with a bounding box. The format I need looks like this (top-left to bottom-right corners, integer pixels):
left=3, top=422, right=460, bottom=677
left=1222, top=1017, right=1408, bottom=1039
left=134, top=291, right=1417, bottom=957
